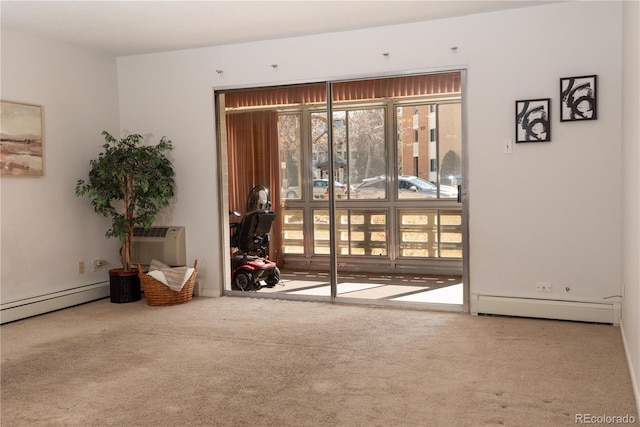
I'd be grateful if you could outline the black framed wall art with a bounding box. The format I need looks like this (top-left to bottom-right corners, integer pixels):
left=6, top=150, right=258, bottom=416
left=560, top=75, right=597, bottom=121
left=515, top=98, right=551, bottom=143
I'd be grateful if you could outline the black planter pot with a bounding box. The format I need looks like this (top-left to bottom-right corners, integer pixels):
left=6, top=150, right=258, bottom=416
left=109, top=268, right=141, bottom=303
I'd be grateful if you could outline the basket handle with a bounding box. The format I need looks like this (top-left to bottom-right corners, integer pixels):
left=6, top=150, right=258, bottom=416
left=193, top=259, right=198, bottom=270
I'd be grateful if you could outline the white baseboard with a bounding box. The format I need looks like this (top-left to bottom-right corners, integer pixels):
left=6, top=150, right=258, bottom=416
left=1, top=282, right=110, bottom=324
left=470, top=294, right=620, bottom=324
left=201, top=287, right=221, bottom=297
left=620, top=320, right=640, bottom=416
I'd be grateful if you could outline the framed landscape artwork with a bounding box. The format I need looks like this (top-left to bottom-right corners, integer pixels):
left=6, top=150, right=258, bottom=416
left=0, top=100, right=44, bottom=176
left=515, top=98, right=551, bottom=143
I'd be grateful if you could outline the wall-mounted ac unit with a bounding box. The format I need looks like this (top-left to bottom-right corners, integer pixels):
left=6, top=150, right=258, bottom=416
left=131, top=226, right=186, bottom=267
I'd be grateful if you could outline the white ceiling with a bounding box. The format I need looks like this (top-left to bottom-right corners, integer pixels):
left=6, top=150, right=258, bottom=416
left=1, top=1, right=558, bottom=57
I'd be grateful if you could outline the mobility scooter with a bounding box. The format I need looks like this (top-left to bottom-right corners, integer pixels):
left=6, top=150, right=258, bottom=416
left=229, top=185, right=281, bottom=291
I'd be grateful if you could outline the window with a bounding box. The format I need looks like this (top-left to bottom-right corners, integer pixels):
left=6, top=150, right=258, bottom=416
left=222, top=72, right=463, bottom=272
left=310, top=108, right=386, bottom=200
left=397, top=104, right=459, bottom=199
left=282, top=210, right=304, bottom=254
left=279, top=114, right=302, bottom=199
left=314, top=209, right=387, bottom=256
left=398, top=210, right=462, bottom=258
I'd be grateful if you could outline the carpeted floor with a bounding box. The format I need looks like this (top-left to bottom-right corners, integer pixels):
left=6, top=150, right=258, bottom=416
left=1, top=296, right=637, bottom=426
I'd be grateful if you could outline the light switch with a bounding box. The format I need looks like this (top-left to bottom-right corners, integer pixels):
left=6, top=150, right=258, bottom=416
left=503, top=138, right=513, bottom=154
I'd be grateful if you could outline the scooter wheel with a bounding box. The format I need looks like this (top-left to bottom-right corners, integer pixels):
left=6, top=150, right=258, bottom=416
left=234, top=271, right=253, bottom=291
left=265, top=266, right=281, bottom=287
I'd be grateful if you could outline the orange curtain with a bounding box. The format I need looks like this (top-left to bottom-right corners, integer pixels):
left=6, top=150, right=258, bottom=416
left=224, top=72, right=461, bottom=108
left=226, top=111, right=283, bottom=266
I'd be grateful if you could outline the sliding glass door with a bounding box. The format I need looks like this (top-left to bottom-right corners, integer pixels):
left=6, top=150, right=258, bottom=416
left=217, top=71, right=467, bottom=311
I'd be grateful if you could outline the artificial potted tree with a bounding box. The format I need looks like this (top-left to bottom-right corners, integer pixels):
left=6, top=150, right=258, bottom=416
left=76, top=131, right=175, bottom=303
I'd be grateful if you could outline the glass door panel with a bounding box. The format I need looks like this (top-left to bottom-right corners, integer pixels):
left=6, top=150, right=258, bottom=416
left=219, top=72, right=465, bottom=310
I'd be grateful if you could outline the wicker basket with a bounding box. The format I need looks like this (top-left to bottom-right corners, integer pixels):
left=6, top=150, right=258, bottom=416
left=138, top=260, right=198, bottom=306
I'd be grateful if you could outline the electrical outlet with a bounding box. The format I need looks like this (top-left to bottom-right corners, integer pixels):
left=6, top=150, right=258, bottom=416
left=536, top=282, right=552, bottom=292
left=92, top=259, right=106, bottom=272
left=78, top=261, right=85, bottom=275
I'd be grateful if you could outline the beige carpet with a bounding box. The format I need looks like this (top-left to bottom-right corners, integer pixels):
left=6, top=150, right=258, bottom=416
left=1, top=297, right=637, bottom=426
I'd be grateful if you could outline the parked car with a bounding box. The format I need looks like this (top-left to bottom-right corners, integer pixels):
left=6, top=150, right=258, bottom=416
left=283, top=179, right=345, bottom=199
left=350, top=175, right=458, bottom=199
left=440, top=174, right=462, bottom=187
left=322, top=183, right=353, bottom=199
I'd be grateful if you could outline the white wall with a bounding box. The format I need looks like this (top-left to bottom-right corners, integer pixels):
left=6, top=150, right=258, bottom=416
left=1, top=29, right=120, bottom=303
left=621, top=0, right=640, bottom=412
left=118, top=1, right=623, bottom=303
left=467, top=6, right=622, bottom=302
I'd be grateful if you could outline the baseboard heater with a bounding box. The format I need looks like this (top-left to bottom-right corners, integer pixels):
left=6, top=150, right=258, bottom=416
left=1, top=282, right=109, bottom=324
left=470, top=294, right=620, bottom=325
